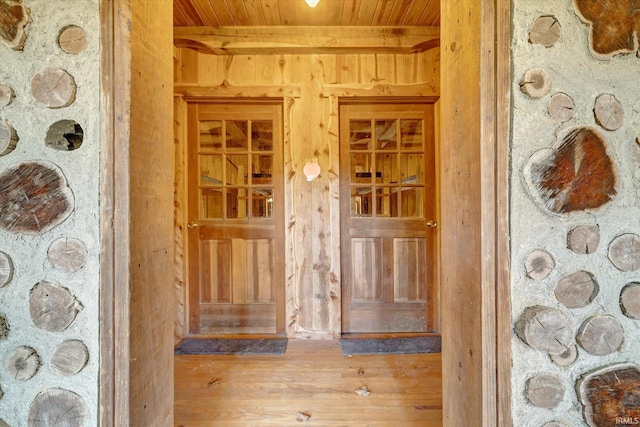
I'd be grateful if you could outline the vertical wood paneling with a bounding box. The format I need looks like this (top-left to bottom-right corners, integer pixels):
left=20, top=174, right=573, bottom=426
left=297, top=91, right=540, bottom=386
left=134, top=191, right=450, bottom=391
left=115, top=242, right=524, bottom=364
left=197, top=54, right=221, bottom=85
left=209, top=1, right=236, bottom=25
left=179, top=48, right=199, bottom=83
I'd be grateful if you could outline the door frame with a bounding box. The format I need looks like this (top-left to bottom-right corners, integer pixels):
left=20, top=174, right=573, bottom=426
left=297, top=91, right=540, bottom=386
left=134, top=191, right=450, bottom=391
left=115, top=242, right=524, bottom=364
left=99, top=1, right=512, bottom=425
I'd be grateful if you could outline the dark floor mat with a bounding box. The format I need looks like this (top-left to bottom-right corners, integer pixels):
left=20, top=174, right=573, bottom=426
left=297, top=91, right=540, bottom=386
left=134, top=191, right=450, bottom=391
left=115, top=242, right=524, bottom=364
left=174, top=338, right=287, bottom=355
left=340, top=336, right=441, bottom=355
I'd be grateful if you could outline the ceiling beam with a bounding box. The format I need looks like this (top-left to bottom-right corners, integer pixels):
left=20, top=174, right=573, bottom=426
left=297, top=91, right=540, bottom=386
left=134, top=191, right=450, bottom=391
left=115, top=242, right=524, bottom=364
left=174, top=26, right=439, bottom=55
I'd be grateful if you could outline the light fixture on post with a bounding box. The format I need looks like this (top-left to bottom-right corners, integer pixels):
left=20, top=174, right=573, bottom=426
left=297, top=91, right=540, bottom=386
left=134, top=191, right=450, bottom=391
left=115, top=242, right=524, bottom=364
left=305, top=0, right=320, bottom=7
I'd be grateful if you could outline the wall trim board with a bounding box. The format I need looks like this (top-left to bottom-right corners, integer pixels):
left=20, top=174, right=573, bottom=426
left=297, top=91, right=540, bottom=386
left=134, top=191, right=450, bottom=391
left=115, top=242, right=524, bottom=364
left=323, top=82, right=439, bottom=98
left=174, top=82, right=301, bottom=99
left=100, top=0, right=132, bottom=425
left=174, top=26, right=440, bottom=55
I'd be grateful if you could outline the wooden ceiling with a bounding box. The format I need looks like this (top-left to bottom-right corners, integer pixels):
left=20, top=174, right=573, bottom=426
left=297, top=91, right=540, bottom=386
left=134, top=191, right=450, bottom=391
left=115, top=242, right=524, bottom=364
left=173, top=0, right=440, bottom=27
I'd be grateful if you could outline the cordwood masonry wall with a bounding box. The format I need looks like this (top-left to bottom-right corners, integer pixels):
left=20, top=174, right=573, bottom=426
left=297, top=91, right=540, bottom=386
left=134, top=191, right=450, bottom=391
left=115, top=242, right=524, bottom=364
left=0, top=0, right=100, bottom=425
left=511, top=1, right=640, bottom=426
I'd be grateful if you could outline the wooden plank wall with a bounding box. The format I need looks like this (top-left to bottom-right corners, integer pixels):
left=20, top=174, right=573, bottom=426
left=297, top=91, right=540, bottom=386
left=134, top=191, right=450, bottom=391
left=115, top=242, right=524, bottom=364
left=174, top=48, right=440, bottom=339
left=128, top=0, right=175, bottom=425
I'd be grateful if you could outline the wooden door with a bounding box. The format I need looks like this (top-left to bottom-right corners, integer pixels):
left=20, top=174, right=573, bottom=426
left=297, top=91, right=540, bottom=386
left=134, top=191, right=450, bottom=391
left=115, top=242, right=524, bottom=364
left=187, top=102, right=284, bottom=334
left=340, top=101, right=438, bottom=334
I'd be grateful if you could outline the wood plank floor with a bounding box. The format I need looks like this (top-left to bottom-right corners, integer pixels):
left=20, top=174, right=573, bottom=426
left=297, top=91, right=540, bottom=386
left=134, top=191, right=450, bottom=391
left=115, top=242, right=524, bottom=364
left=174, top=339, right=442, bottom=426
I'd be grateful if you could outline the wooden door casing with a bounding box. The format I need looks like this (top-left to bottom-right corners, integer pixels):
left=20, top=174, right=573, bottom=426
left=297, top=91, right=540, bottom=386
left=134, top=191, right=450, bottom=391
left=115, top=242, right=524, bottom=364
left=340, top=101, right=438, bottom=334
left=187, top=101, right=285, bottom=335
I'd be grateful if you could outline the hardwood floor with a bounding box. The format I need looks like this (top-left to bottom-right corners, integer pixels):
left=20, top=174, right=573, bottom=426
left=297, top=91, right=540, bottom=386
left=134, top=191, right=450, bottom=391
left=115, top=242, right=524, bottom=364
left=174, top=339, right=442, bottom=426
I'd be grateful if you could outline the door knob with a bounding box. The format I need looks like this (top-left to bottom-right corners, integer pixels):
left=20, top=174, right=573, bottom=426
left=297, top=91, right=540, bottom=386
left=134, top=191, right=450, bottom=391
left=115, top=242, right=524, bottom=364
left=426, top=220, right=437, bottom=228
left=187, top=222, right=199, bottom=229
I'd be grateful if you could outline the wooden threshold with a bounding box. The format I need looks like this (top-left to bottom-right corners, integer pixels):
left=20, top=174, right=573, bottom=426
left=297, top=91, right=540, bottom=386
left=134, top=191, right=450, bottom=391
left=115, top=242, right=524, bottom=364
left=341, top=332, right=441, bottom=340
left=180, top=333, right=286, bottom=340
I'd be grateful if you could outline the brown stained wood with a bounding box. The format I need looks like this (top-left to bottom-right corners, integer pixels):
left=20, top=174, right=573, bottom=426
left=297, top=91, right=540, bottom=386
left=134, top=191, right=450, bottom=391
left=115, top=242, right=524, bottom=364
left=175, top=340, right=442, bottom=426
left=529, top=15, right=561, bottom=47
left=550, top=344, right=578, bottom=368
left=608, top=233, right=640, bottom=272
left=0, top=250, right=13, bottom=287
left=52, top=340, right=89, bottom=376
left=525, top=249, right=554, bottom=280
left=0, top=118, right=18, bottom=155
left=174, top=26, right=440, bottom=55
left=30, top=67, right=77, bottom=108
left=577, top=315, right=624, bottom=356
left=6, top=345, right=40, bottom=380
left=29, top=281, right=81, bottom=332
left=578, top=363, right=640, bottom=427
left=0, top=162, right=74, bottom=234
left=524, top=374, right=565, bottom=409
left=574, top=0, right=640, bottom=60
left=567, top=224, right=600, bottom=254
left=0, top=84, right=14, bottom=107
left=0, top=0, right=30, bottom=50
left=519, top=68, right=551, bottom=98
left=515, top=305, right=573, bottom=355
left=28, top=388, right=87, bottom=427
left=525, top=126, right=617, bottom=214
left=554, top=270, right=598, bottom=308
left=594, top=93, right=624, bottom=131
left=548, top=92, right=575, bottom=122
left=0, top=314, right=8, bottom=339
left=58, top=25, right=87, bottom=54
left=47, top=237, right=87, bottom=273
left=620, top=282, right=640, bottom=319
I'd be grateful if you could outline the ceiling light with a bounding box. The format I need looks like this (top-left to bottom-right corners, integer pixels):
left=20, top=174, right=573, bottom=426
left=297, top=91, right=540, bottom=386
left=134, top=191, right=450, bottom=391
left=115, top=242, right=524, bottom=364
left=305, top=0, right=320, bottom=7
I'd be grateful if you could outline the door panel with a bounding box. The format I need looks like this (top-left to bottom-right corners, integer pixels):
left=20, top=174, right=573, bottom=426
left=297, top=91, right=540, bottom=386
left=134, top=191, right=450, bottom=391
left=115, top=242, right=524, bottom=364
left=340, top=102, right=438, bottom=334
left=188, top=102, right=284, bottom=335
